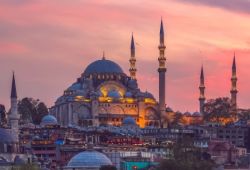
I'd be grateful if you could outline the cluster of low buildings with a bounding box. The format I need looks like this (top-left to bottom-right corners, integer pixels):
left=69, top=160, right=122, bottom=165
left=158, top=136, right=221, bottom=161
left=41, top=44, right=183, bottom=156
left=13, top=114, right=250, bottom=169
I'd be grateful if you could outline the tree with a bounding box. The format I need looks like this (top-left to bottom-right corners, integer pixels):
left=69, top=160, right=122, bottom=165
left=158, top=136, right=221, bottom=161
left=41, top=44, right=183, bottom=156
left=158, top=137, right=215, bottom=170
left=203, top=97, right=235, bottom=124
left=11, top=163, right=39, bottom=170
left=18, top=97, right=48, bottom=125
left=100, top=165, right=117, bottom=170
left=238, top=109, right=250, bottom=121
left=0, top=104, right=7, bottom=127
left=33, top=102, right=48, bottom=124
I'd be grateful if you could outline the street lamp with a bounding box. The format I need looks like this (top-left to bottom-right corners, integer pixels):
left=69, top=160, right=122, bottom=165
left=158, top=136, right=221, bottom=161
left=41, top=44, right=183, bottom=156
left=132, top=165, right=138, bottom=170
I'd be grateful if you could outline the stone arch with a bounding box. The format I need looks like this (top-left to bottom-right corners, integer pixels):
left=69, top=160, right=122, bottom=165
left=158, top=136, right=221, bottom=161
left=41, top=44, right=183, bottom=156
left=72, top=104, right=91, bottom=124
left=97, top=81, right=126, bottom=97
left=109, top=105, right=125, bottom=115
left=126, top=108, right=137, bottom=115
left=99, top=107, right=108, bottom=114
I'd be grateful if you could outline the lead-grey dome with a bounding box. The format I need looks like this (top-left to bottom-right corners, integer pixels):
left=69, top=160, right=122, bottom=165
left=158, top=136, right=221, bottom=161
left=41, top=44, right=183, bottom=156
left=67, top=150, right=112, bottom=168
left=41, top=115, right=58, bottom=125
left=83, top=59, right=124, bottom=75
left=108, top=90, right=121, bottom=98
left=123, top=116, right=136, bottom=125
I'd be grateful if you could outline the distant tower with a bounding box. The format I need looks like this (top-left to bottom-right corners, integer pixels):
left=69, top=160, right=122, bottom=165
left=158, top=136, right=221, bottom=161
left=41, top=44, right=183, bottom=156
left=9, top=72, right=20, bottom=139
left=158, top=19, right=166, bottom=126
left=199, top=66, right=206, bottom=114
left=129, top=33, right=137, bottom=79
left=231, top=54, right=238, bottom=111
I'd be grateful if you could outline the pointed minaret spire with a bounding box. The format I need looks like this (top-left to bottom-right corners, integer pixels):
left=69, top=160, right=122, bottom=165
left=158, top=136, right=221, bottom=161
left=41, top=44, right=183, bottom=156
left=129, top=33, right=137, bottom=79
left=200, top=65, right=204, bottom=81
left=199, top=65, right=206, bottom=115
left=9, top=72, right=20, bottom=142
left=131, top=33, right=135, bottom=50
left=160, top=18, right=164, bottom=45
left=102, top=51, right=106, bottom=60
left=158, top=19, right=167, bottom=128
left=232, top=52, right=236, bottom=72
left=11, top=72, right=17, bottom=98
left=231, top=53, right=238, bottom=111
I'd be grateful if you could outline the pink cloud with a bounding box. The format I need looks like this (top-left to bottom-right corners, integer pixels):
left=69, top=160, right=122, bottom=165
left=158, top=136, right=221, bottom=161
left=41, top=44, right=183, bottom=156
left=0, top=42, right=28, bottom=54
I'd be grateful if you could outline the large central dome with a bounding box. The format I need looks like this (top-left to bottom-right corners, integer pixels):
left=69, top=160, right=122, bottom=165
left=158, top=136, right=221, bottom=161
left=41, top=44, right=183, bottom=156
left=83, top=58, right=124, bottom=75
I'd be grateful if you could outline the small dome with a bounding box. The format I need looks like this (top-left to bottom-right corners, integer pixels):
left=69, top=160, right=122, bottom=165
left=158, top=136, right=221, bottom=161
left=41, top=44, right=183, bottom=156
left=136, top=92, right=145, bottom=98
left=184, top=112, right=191, bottom=116
left=123, top=116, right=136, bottom=125
left=67, top=150, right=112, bottom=168
left=83, top=59, right=124, bottom=76
left=41, top=115, right=58, bottom=126
left=128, top=79, right=138, bottom=89
left=193, top=112, right=201, bottom=117
left=68, top=82, right=82, bottom=91
left=0, top=128, right=15, bottom=143
left=14, top=156, right=25, bottom=165
left=108, top=90, right=121, bottom=98
left=125, top=91, right=133, bottom=98
left=166, top=107, right=173, bottom=112
left=144, top=91, right=154, bottom=99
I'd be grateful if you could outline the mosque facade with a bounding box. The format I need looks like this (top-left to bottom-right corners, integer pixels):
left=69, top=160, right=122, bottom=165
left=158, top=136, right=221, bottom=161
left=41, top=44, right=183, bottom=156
left=50, top=20, right=167, bottom=128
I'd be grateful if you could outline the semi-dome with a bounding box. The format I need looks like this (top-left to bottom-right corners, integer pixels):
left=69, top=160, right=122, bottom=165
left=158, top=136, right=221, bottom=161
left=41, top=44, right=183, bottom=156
left=68, top=82, right=82, bottom=91
left=125, top=91, right=133, bottom=98
left=193, top=111, right=201, bottom=117
left=67, top=150, right=112, bottom=168
left=144, top=91, right=154, bottom=99
left=166, top=107, right=173, bottom=112
left=0, top=128, right=15, bottom=143
left=184, top=112, right=191, bottom=116
left=41, top=114, right=58, bottom=125
left=108, top=90, right=121, bottom=98
left=123, top=116, right=136, bottom=125
left=83, top=59, right=124, bottom=75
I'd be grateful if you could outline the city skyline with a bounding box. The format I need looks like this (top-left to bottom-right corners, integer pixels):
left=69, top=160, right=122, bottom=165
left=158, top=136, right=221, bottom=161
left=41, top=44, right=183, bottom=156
left=0, top=0, right=250, bottom=112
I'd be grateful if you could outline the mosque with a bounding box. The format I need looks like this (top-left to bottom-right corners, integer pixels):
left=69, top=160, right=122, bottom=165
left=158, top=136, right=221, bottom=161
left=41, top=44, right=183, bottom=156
left=198, top=55, right=238, bottom=115
left=0, top=74, right=32, bottom=167
left=50, top=20, right=167, bottom=128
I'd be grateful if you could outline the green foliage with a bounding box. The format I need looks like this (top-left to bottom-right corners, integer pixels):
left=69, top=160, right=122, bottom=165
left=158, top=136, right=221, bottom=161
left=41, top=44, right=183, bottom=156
left=18, top=97, right=48, bottom=125
left=100, top=165, right=117, bottom=170
left=0, top=104, right=7, bottom=127
left=203, top=97, right=233, bottom=122
left=11, top=163, right=39, bottom=170
left=158, top=137, right=215, bottom=170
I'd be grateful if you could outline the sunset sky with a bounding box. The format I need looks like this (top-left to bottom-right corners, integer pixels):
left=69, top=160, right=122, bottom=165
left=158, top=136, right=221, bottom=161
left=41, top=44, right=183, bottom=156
left=0, top=0, right=250, bottom=112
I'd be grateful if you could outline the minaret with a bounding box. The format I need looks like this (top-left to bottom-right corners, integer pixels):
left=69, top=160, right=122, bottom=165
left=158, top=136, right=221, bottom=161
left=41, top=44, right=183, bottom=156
left=9, top=72, right=20, bottom=140
left=231, top=54, right=238, bottom=111
left=158, top=19, right=166, bottom=126
left=199, top=65, right=206, bottom=114
left=129, top=33, right=137, bottom=79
